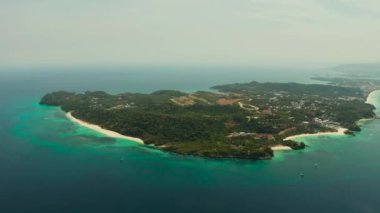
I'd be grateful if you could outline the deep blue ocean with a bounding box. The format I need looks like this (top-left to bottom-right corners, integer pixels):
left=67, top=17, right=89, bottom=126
left=1, top=66, right=380, bottom=213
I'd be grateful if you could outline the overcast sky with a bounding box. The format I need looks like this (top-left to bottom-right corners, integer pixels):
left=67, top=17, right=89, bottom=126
left=1, top=0, right=380, bottom=67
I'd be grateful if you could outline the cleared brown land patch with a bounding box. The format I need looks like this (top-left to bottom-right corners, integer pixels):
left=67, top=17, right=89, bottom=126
left=216, top=98, right=241, bottom=106
left=171, top=96, right=196, bottom=106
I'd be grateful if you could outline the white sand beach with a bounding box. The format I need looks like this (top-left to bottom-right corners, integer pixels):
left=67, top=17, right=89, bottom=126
left=284, top=128, right=348, bottom=141
left=271, top=145, right=292, bottom=151
left=357, top=118, right=375, bottom=126
left=366, top=90, right=379, bottom=105
left=359, top=90, right=380, bottom=124
left=66, top=112, right=144, bottom=144
left=366, top=90, right=380, bottom=106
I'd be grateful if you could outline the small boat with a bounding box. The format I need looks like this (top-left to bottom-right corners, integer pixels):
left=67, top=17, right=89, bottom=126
left=119, top=157, right=125, bottom=163
left=300, top=173, right=305, bottom=178
left=314, top=163, right=319, bottom=168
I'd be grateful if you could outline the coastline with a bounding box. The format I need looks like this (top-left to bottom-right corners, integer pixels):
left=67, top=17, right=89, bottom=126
left=66, top=112, right=144, bottom=144
left=64, top=90, right=380, bottom=151
left=283, top=90, right=380, bottom=142
left=271, top=145, right=292, bottom=151
left=366, top=90, right=379, bottom=105
left=284, top=128, right=348, bottom=141
left=357, top=118, right=375, bottom=126
left=358, top=90, right=380, bottom=124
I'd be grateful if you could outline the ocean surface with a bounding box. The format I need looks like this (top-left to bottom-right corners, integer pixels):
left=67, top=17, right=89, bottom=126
left=1, top=66, right=380, bottom=213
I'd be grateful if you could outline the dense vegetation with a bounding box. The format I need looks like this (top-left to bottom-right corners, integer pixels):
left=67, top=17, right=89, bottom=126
left=40, top=80, right=377, bottom=160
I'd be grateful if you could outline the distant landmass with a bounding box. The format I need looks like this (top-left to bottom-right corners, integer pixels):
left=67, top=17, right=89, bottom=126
left=40, top=79, right=379, bottom=160
left=330, top=63, right=380, bottom=78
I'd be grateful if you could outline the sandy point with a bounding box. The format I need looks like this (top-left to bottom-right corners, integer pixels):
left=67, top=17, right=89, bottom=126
left=66, top=112, right=144, bottom=144
left=271, top=145, right=292, bottom=151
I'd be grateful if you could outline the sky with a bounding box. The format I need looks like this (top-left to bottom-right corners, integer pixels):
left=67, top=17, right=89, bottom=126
left=1, top=0, right=380, bottom=67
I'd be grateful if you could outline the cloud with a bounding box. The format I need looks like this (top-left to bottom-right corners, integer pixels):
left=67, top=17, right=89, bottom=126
left=1, top=0, right=380, bottom=67
left=240, top=0, right=380, bottom=24
left=317, top=0, right=380, bottom=18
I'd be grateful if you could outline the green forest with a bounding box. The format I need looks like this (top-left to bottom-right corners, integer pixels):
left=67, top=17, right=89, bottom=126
left=40, top=80, right=376, bottom=160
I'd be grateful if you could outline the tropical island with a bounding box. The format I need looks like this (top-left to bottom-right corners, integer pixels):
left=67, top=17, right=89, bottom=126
left=40, top=79, right=378, bottom=160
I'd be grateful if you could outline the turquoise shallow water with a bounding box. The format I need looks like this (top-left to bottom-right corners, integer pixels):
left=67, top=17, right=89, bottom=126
left=1, top=67, right=380, bottom=213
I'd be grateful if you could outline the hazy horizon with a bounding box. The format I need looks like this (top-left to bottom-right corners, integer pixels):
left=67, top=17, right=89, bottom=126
left=2, top=0, right=380, bottom=67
